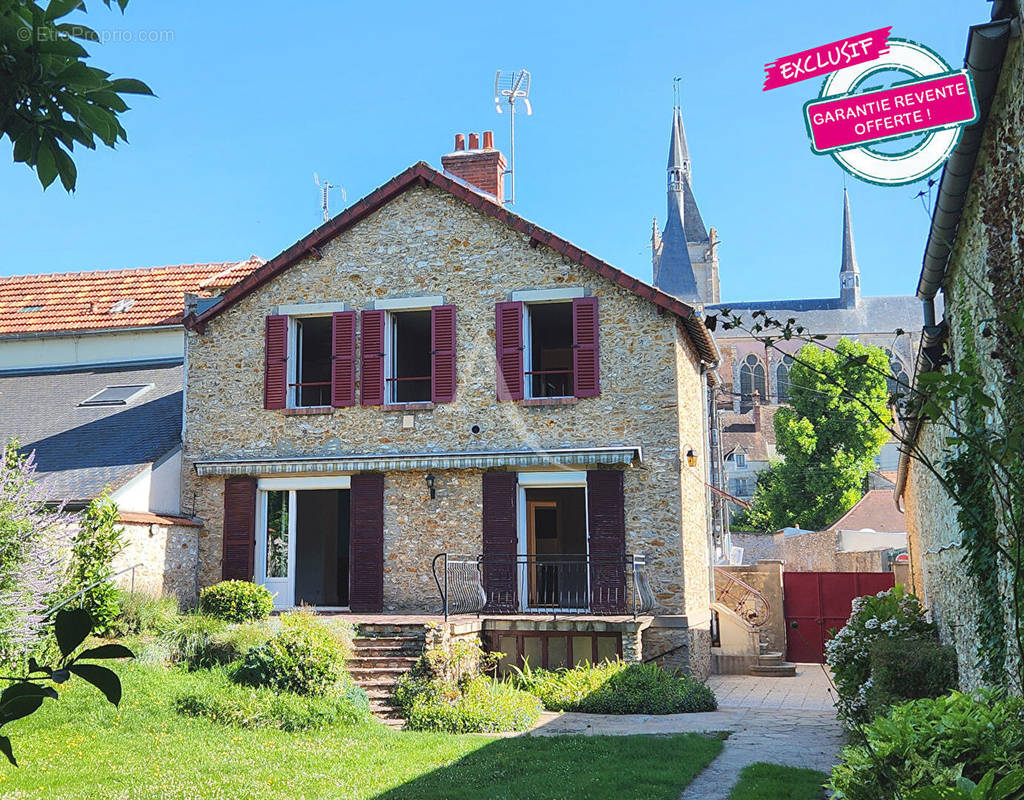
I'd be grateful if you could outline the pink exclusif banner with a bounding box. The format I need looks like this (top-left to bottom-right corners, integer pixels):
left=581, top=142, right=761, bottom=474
left=804, top=72, right=978, bottom=153
left=764, top=27, right=891, bottom=91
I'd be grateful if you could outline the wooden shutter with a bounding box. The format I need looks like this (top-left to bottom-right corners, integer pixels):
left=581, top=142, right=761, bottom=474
left=431, top=305, right=456, bottom=404
left=222, top=476, right=256, bottom=581
left=482, top=471, right=518, bottom=612
left=587, top=470, right=626, bottom=613
left=263, top=315, right=288, bottom=409
left=495, top=301, right=524, bottom=401
left=360, top=309, right=386, bottom=406
left=573, top=296, right=600, bottom=398
left=349, top=473, right=384, bottom=612
left=331, top=311, right=356, bottom=407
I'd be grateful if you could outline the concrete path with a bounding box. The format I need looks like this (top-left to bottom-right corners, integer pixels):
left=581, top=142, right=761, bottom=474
left=524, top=664, right=846, bottom=800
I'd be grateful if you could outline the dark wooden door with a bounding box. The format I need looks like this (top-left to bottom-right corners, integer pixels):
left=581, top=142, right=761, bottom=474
left=783, top=571, right=895, bottom=663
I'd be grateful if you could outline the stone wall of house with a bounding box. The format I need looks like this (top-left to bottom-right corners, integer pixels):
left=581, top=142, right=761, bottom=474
left=182, top=184, right=711, bottom=617
left=112, top=519, right=201, bottom=607
left=781, top=530, right=839, bottom=572
left=904, top=35, right=1024, bottom=690
left=730, top=532, right=780, bottom=563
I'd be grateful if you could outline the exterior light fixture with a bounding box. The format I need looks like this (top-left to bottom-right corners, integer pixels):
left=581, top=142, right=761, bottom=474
left=686, top=449, right=698, bottom=468
left=426, top=473, right=436, bottom=499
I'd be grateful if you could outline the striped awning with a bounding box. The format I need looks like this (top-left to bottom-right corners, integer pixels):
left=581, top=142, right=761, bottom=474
left=193, top=446, right=642, bottom=477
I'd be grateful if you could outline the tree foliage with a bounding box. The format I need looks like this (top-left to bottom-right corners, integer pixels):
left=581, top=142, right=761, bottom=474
left=67, top=490, right=125, bottom=635
left=0, top=0, right=154, bottom=191
left=734, top=338, right=891, bottom=532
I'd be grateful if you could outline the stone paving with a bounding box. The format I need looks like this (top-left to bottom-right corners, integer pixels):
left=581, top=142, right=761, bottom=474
left=525, top=664, right=846, bottom=800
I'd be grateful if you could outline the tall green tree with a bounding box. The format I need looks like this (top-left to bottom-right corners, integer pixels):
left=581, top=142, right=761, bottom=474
left=0, top=0, right=153, bottom=190
left=735, top=338, right=890, bottom=532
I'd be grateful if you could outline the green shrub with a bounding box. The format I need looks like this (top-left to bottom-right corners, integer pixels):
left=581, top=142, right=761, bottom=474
left=233, top=620, right=345, bottom=696
left=865, top=635, right=958, bottom=717
left=280, top=608, right=352, bottom=658
left=67, top=491, right=126, bottom=635
left=829, top=690, right=1024, bottom=800
left=513, top=660, right=717, bottom=714
left=825, top=585, right=937, bottom=725
left=112, top=590, right=179, bottom=636
left=199, top=580, right=273, bottom=623
left=174, top=669, right=369, bottom=731
left=191, top=623, right=272, bottom=669
left=394, top=674, right=542, bottom=733
left=161, top=613, right=227, bottom=666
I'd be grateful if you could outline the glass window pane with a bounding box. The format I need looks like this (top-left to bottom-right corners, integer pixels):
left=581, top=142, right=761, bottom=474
left=265, top=490, right=289, bottom=578
left=572, top=635, right=593, bottom=667
left=547, top=636, right=568, bottom=669
left=523, top=636, right=543, bottom=670
left=596, top=635, right=619, bottom=664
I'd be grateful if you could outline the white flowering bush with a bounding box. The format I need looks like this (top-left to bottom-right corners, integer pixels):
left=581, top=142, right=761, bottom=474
left=825, top=585, right=938, bottom=725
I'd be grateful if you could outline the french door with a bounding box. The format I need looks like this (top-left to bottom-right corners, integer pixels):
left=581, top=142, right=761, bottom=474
left=256, top=489, right=295, bottom=609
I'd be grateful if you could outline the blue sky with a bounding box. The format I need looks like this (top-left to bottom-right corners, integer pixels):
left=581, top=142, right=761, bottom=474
left=0, top=1, right=984, bottom=302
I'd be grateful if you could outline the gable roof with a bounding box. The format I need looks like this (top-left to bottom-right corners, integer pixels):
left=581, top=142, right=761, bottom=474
left=827, top=489, right=906, bottom=533
left=0, top=257, right=264, bottom=337
left=184, top=162, right=718, bottom=364
left=0, top=360, right=183, bottom=503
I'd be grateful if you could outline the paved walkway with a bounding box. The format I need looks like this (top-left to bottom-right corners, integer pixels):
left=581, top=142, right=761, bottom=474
left=524, top=664, right=846, bottom=800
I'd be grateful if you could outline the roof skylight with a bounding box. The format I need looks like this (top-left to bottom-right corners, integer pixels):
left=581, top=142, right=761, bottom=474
left=108, top=298, right=136, bottom=314
left=79, top=384, right=153, bottom=407
left=18, top=305, right=43, bottom=313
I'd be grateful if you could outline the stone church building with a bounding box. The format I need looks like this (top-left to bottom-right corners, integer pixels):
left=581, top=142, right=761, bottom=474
left=651, top=102, right=922, bottom=516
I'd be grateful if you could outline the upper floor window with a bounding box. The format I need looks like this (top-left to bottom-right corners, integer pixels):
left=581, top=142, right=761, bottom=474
left=495, top=294, right=599, bottom=402
left=389, top=310, right=432, bottom=403
left=734, top=453, right=748, bottom=470
left=291, top=316, right=333, bottom=407
left=526, top=302, right=573, bottom=398
left=263, top=309, right=356, bottom=410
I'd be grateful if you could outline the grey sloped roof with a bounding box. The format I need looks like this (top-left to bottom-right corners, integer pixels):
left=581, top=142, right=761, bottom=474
left=682, top=179, right=709, bottom=244
left=0, top=361, right=183, bottom=502
left=707, top=294, right=922, bottom=338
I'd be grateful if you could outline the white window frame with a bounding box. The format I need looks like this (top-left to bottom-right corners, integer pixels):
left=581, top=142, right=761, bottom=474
left=522, top=299, right=575, bottom=400
left=516, top=471, right=590, bottom=612
left=735, top=453, right=748, bottom=470
left=384, top=307, right=435, bottom=405
left=287, top=313, right=334, bottom=409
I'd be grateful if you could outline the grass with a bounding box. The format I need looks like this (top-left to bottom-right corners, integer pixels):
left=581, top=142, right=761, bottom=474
left=727, top=762, right=828, bottom=800
left=0, top=663, right=724, bottom=800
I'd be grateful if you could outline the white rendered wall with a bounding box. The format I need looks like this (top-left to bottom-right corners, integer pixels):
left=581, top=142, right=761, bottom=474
left=0, top=328, right=183, bottom=371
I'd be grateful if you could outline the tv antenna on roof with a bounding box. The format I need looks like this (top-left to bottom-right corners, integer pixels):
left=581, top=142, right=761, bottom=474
left=314, top=173, right=346, bottom=222
left=494, top=69, right=532, bottom=205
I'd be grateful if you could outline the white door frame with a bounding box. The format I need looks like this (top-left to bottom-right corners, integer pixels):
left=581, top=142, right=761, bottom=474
left=254, top=476, right=352, bottom=610
left=516, top=471, right=590, bottom=612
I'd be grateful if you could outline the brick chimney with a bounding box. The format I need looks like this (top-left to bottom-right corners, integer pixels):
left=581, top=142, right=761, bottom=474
left=441, top=131, right=506, bottom=204
left=751, top=393, right=762, bottom=431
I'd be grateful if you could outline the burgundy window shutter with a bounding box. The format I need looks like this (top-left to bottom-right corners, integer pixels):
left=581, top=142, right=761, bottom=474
left=573, top=296, right=600, bottom=398
left=349, top=473, right=384, bottom=612
left=331, top=311, right=356, bottom=407
left=587, top=470, right=626, bottom=613
left=222, top=476, right=257, bottom=581
left=360, top=309, right=386, bottom=406
left=431, top=305, right=457, bottom=404
left=482, top=471, right=518, bottom=612
left=264, top=315, right=288, bottom=410
left=495, top=301, right=524, bottom=401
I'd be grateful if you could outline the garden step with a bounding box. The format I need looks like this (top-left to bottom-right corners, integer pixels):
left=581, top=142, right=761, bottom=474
left=757, top=651, right=785, bottom=665
left=349, top=666, right=412, bottom=681
left=355, top=623, right=430, bottom=638
left=351, top=639, right=424, bottom=656
left=749, top=663, right=798, bottom=677
left=347, top=655, right=420, bottom=669
left=351, top=646, right=421, bottom=659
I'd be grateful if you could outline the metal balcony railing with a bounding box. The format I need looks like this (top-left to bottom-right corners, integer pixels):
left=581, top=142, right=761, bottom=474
left=432, top=552, right=655, bottom=620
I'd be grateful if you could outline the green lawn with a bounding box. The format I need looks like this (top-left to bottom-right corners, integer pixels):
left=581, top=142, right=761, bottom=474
left=0, top=664, right=723, bottom=800
left=727, top=762, right=828, bottom=800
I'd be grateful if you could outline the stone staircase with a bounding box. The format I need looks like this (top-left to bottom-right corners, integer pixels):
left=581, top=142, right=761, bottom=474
left=749, top=631, right=797, bottom=677
left=348, top=623, right=427, bottom=728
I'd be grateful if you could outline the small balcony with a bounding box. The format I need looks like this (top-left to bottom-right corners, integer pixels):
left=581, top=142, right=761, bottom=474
left=432, top=552, right=655, bottom=620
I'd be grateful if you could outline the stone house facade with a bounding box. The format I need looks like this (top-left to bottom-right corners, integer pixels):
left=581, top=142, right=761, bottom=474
left=181, top=138, right=720, bottom=674
left=897, top=5, right=1022, bottom=689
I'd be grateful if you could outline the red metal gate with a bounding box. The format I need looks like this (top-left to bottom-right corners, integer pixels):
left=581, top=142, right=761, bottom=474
left=783, top=571, right=895, bottom=663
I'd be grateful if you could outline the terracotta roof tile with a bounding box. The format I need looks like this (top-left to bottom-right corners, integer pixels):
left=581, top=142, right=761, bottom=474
left=827, top=489, right=906, bottom=533
left=0, top=256, right=264, bottom=336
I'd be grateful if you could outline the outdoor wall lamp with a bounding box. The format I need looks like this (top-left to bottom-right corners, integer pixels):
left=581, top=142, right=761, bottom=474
left=426, top=473, right=436, bottom=499
left=686, top=449, right=698, bottom=468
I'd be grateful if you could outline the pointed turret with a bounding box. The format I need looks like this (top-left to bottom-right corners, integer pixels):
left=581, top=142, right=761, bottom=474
left=654, top=106, right=701, bottom=303
left=839, top=188, right=861, bottom=308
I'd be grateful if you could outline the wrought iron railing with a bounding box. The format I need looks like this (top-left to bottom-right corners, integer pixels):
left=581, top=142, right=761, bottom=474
left=713, top=566, right=771, bottom=628
left=432, top=552, right=655, bottom=620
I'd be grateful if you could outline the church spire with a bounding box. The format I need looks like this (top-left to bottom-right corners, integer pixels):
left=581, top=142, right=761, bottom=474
left=839, top=188, right=861, bottom=307
left=654, top=99, right=700, bottom=303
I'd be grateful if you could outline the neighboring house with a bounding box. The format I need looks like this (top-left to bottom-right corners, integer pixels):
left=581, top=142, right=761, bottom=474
left=897, top=3, right=1021, bottom=688
left=181, top=132, right=720, bottom=675
left=0, top=258, right=262, bottom=600
left=721, top=402, right=777, bottom=518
